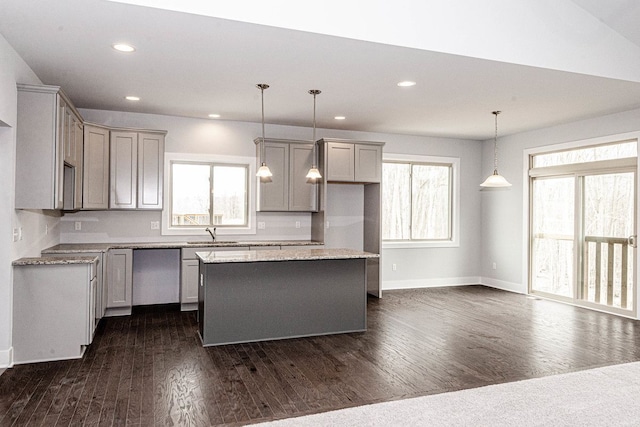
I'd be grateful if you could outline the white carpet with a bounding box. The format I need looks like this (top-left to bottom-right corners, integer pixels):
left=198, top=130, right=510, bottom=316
left=256, top=362, right=640, bottom=426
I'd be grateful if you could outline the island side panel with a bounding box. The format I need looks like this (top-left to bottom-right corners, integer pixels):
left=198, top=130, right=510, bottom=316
left=199, top=258, right=367, bottom=346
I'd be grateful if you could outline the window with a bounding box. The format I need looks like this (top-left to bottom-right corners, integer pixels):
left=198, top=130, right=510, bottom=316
left=382, top=154, right=459, bottom=248
left=170, top=161, right=249, bottom=228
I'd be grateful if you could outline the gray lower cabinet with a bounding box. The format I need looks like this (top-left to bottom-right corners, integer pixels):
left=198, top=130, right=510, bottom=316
left=181, top=259, right=199, bottom=309
left=180, top=246, right=249, bottom=311
left=106, top=248, right=133, bottom=316
left=13, top=260, right=97, bottom=364
left=255, top=138, right=318, bottom=212
left=48, top=251, right=107, bottom=322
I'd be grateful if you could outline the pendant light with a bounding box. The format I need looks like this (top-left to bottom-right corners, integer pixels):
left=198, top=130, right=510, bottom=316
left=256, top=83, right=273, bottom=179
left=306, top=89, right=322, bottom=180
left=480, top=110, right=512, bottom=188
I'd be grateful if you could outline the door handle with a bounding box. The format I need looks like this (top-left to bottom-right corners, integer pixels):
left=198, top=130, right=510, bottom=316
left=629, top=235, right=637, bottom=248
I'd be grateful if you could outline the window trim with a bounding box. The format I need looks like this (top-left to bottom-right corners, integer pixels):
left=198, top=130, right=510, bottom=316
left=382, top=153, right=460, bottom=249
left=162, top=152, right=257, bottom=236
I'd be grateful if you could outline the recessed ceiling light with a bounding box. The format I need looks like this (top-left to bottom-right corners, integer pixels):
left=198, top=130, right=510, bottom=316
left=397, top=81, right=416, bottom=87
left=125, top=96, right=140, bottom=101
left=208, top=114, right=221, bottom=118
left=334, top=116, right=346, bottom=120
left=112, top=43, right=136, bottom=53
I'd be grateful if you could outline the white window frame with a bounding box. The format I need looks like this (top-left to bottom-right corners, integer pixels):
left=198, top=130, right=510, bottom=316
left=162, top=152, right=257, bottom=236
left=382, top=153, right=460, bottom=249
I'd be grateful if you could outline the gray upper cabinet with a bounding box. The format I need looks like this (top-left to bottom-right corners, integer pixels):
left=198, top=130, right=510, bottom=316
left=326, top=142, right=355, bottom=182
left=110, top=131, right=138, bottom=209
left=73, top=118, right=84, bottom=209
left=325, top=139, right=382, bottom=183
left=256, top=138, right=317, bottom=212
left=15, top=84, right=82, bottom=210
left=289, top=144, right=317, bottom=211
left=110, top=130, right=165, bottom=210
left=137, top=132, right=164, bottom=210
left=354, top=144, right=382, bottom=182
left=83, top=124, right=110, bottom=210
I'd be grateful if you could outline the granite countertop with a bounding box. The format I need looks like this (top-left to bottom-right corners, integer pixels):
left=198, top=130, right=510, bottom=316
left=13, top=256, right=99, bottom=266
left=42, top=240, right=323, bottom=254
left=197, top=248, right=379, bottom=264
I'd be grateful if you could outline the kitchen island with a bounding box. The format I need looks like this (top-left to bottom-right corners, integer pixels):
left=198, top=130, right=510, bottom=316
left=197, top=248, right=379, bottom=346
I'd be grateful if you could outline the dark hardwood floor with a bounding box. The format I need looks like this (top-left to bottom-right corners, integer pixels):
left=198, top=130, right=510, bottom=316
left=2, top=285, right=640, bottom=426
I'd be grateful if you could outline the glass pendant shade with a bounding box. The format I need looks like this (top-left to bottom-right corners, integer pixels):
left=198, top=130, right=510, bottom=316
left=480, top=170, right=511, bottom=187
left=257, top=162, right=273, bottom=178
left=305, top=167, right=322, bottom=180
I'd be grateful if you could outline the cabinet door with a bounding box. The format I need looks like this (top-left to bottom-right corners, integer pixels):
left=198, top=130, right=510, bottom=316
left=110, top=131, right=138, bottom=209
left=289, top=143, right=317, bottom=211
left=181, top=259, right=199, bottom=306
left=107, top=249, right=133, bottom=309
left=137, top=132, right=164, bottom=209
left=88, top=275, right=97, bottom=344
left=61, top=100, right=74, bottom=166
left=326, top=142, right=355, bottom=181
left=83, top=125, right=110, bottom=209
left=354, top=144, right=382, bottom=183
left=15, top=86, right=64, bottom=209
left=258, top=141, right=289, bottom=211
left=73, top=120, right=84, bottom=209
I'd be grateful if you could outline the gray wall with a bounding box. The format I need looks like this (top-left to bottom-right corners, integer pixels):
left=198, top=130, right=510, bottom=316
left=68, top=109, right=484, bottom=291
left=480, top=107, right=640, bottom=294
left=0, top=33, right=59, bottom=368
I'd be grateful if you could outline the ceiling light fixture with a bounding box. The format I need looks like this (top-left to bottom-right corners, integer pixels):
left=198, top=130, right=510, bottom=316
left=125, top=96, right=140, bottom=101
left=397, top=81, right=416, bottom=87
left=334, top=116, right=346, bottom=120
left=255, top=83, right=273, bottom=180
left=112, top=43, right=135, bottom=52
left=208, top=114, right=221, bottom=118
left=306, top=90, right=322, bottom=180
left=480, top=110, right=512, bottom=188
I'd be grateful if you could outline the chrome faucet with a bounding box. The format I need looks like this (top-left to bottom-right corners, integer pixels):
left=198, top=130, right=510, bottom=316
left=205, top=227, right=216, bottom=242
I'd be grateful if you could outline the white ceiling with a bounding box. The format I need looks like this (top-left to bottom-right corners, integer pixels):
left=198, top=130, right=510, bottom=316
left=2, top=0, right=640, bottom=140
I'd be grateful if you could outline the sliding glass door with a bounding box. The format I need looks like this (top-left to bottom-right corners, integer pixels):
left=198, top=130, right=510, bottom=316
left=581, top=172, right=635, bottom=311
left=529, top=140, right=637, bottom=316
left=531, top=177, right=575, bottom=299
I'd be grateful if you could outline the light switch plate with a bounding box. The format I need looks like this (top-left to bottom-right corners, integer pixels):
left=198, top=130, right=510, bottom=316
left=150, top=221, right=160, bottom=230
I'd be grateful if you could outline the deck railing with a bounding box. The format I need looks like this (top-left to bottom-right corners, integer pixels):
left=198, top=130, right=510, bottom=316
left=583, top=235, right=631, bottom=308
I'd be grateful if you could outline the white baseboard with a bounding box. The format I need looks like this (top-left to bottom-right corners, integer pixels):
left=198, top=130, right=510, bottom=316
left=0, top=347, right=13, bottom=369
left=480, top=277, right=526, bottom=294
left=383, top=276, right=481, bottom=290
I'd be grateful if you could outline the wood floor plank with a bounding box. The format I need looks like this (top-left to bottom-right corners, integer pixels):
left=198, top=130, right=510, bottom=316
left=5, top=286, right=640, bottom=426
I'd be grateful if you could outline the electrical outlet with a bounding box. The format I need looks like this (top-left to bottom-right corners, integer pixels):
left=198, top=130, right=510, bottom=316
left=295, top=221, right=301, bottom=229
left=392, top=263, right=397, bottom=271
left=74, top=221, right=82, bottom=231
left=45, top=224, right=48, bottom=235
left=18, top=227, right=23, bottom=241
left=492, top=262, right=497, bottom=270
left=12, top=227, right=19, bottom=242
left=258, top=221, right=266, bottom=230
left=326, top=221, right=330, bottom=229
left=150, top=221, right=160, bottom=230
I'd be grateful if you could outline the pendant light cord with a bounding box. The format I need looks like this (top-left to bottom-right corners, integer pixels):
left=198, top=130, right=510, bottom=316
left=309, top=90, right=321, bottom=168
left=257, top=84, right=269, bottom=165
left=493, top=110, right=501, bottom=173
